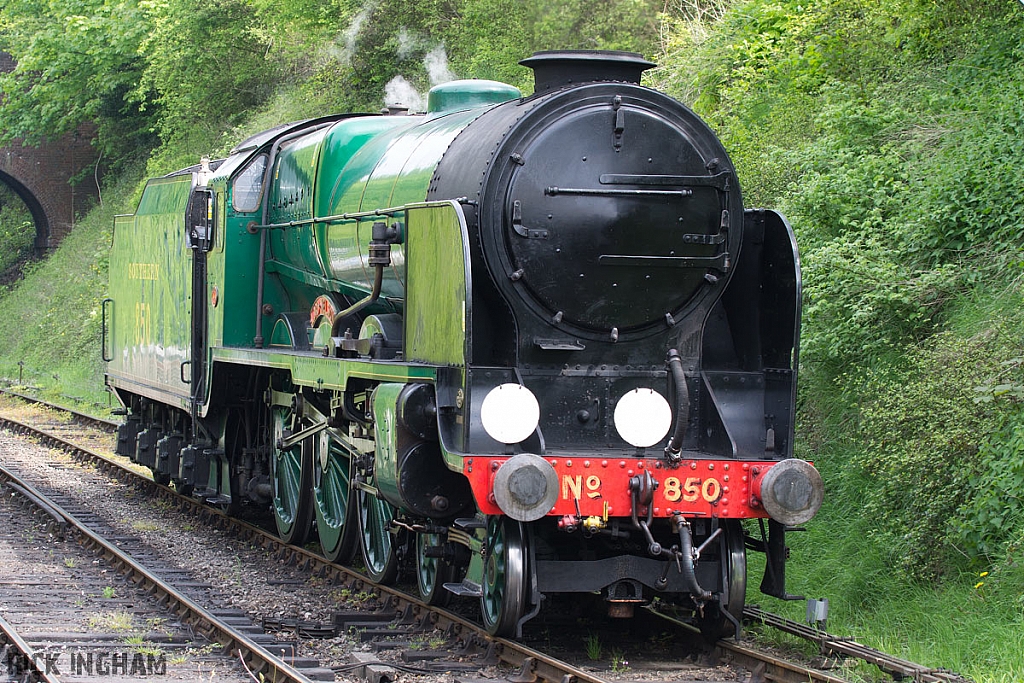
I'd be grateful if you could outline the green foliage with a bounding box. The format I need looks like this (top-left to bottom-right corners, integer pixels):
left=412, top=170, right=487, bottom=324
left=904, top=38, right=1024, bottom=259
left=800, top=235, right=961, bottom=371
left=958, top=413, right=1024, bottom=560
left=0, top=0, right=155, bottom=158
left=0, top=0, right=665, bottom=158
left=303, top=0, right=662, bottom=113
left=773, top=88, right=963, bottom=370
left=134, top=0, right=281, bottom=145
left=854, top=321, right=1024, bottom=579
left=0, top=187, right=34, bottom=276
left=954, top=358, right=1024, bottom=560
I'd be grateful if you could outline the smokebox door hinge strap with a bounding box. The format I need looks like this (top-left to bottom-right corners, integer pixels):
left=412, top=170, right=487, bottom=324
left=510, top=200, right=548, bottom=239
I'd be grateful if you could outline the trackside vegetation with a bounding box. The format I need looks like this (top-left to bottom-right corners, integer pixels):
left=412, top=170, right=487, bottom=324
left=1, top=0, right=1022, bottom=678
left=0, top=184, right=34, bottom=278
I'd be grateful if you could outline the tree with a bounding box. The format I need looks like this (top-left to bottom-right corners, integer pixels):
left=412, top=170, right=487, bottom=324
left=134, top=0, right=281, bottom=144
left=0, top=0, right=154, bottom=157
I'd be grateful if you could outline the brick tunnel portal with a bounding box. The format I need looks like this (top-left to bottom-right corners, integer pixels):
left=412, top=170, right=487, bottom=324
left=0, top=52, right=101, bottom=257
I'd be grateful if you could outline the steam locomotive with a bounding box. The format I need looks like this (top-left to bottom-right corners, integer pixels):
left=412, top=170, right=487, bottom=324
left=103, top=50, right=823, bottom=639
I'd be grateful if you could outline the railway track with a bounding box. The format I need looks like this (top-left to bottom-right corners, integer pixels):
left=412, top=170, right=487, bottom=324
left=0, top=389, right=973, bottom=683
left=0, top=458, right=338, bottom=682
left=0, top=412, right=694, bottom=683
left=0, top=387, right=119, bottom=432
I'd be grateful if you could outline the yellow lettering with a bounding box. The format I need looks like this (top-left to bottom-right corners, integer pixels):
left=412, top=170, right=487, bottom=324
left=135, top=302, right=151, bottom=345
left=683, top=477, right=700, bottom=502
left=701, top=478, right=722, bottom=503
left=664, top=477, right=681, bottom=502
left=128, top=263, right=159, bottom=280
left=585, top=475, right=602, bottom=499
left=562, top=474, right=582, bottom=500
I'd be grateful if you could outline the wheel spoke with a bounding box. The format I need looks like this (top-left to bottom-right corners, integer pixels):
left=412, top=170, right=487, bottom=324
left=314, top=433, right=356, bottom=562
left=271, top=403, right=313, bottom=546
left=416, top=532, right=454, bottom=606
left=359, top=488, right=400, bottom=584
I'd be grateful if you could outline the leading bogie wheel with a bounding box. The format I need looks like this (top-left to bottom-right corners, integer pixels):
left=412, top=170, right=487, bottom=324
left=416, top=530, right=457, bottom=606
left=480, top=516, right=528, bottom=637
left=313, top=431, right=358, bottom=563
left=271, top=405, right=314, bottom=546
left=697, top=519, right=747, bottom=640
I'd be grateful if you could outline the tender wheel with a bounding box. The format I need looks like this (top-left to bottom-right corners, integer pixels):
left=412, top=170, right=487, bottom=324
left=697, top=519, right=747, bottom=640
left=152, top=471, right=170, bottom=486
left=358, top=487, right=401, bottom=584
left=271, top=405, right=314, bottom=546
left=480, top=516, right=528, bottom=637
left=416, top=530, right=456, bottom=606
left=313, top=431, right=358, bottom=563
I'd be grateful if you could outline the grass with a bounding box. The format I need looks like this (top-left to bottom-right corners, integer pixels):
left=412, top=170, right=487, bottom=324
left=123, top=634, right=165, bottom=658
left=748, top=434, right=1024, bottom=681
left=584, top=633, right=602, bottom=661
left=88, top=609, right=134, bottom=631
left=0, top=165, right=146, bottom=408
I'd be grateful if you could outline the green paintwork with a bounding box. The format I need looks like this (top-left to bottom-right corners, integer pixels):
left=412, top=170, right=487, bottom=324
left=106, top=174, right=194, bottom=411
left=108, top=83, right=518, bottom=441
left=268, top=129, right=327, bottom=278
left=358, top=484, right=400, bottom=583
left=207, top=158, right=265, bottom=350
left=314, top=117, right=413, bottom=217
left=210, top=346, right=434, bottom=390
left=370, top=383, right=404, bottom=505
left=264, top=82, right=520, bottom=305
left=404, top=203, right=471, bottom=366
left=269, top=318, right=296, bottom=347
left=427, top=80, right=522, bottom=113
left=324, top=109, right=484, bottom=301
left=271, top=403, right=314, bottom=544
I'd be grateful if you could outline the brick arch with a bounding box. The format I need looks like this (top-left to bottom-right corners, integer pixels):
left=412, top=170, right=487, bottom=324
left=0, top=52, right=100, bottom=255
left=0, top=169, right=49, bottom=250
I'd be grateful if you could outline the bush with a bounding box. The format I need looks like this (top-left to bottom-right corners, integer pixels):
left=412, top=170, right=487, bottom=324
left=0, top=188, right=34, bottom=276
left=904, top=38, right=1024, bottom=260
left=800, top=235, right=961, bottom=373
left=955, top=359, right=1024, bottom=560
left=135, top=0, right=281, bottom=145
left=855, top=321, right=1024, bottom=578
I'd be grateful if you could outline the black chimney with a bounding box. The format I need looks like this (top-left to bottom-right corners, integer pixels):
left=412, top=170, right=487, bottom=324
left=519, top=50, right=656, bottom=92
